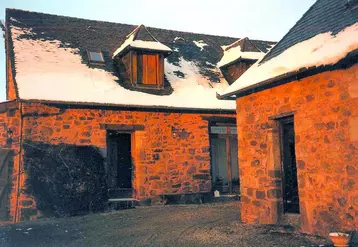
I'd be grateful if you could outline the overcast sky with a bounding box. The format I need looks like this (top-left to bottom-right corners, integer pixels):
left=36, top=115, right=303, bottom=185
left=0, top=0, right=316, bottom=101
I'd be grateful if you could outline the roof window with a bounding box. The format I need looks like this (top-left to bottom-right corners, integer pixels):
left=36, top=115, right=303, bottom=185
left=88, top=51, right=105, bottom=63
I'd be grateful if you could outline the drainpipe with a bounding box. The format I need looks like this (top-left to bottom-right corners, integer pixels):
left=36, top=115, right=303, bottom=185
left=13, top=101, right=23, bottom=223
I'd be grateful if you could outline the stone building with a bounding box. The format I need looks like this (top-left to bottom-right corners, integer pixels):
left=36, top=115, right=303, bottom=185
left=219, top=0, right=358, bottom=236
left=1, top=9, right=274, bottom=222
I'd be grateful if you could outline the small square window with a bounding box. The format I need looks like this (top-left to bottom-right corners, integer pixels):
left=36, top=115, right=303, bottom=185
left=88, top=51, right=105, bottom=63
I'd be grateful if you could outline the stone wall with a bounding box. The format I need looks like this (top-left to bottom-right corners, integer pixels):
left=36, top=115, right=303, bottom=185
left=236, top=64, right=358, bottom=236
left=0, top=102, right=26, bottom=222
left=9, top=102, right=234, bottom=221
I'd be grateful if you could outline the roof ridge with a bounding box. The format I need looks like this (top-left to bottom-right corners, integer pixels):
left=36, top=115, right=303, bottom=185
left=6, top=8, right=275, bottom=44
left=258, top=0, right=322, bottom=64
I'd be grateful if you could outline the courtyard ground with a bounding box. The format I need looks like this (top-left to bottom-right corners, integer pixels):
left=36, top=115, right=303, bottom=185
left=0, top=202, right=335, bottom=247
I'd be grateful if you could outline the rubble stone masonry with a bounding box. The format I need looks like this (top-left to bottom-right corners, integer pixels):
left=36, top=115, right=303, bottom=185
left=3, top=101, right=234, bottom=222
left=236, top=64, right=358, bottom=236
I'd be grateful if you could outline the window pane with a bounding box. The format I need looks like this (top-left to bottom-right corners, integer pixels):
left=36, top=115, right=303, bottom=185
left=89, top=52, right=104, bottom=62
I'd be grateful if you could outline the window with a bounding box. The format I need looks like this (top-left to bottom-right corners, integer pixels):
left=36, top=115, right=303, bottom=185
left=137, top=54, right=161, bottom=86
left=210, top=124, right=239, bottom=195
left=88, top=51, right=105, bottom=63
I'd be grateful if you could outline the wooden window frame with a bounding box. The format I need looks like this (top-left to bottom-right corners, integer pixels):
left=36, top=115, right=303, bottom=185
left=87, top=50, right=105, bottom=65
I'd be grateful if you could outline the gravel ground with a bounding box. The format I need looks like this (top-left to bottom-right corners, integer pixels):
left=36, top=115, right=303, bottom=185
left=0, top=202, right=332, bottom=247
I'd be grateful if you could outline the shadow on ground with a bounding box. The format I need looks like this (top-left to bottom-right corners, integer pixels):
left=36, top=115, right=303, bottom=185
left=0, top=202, right=332, bottom=247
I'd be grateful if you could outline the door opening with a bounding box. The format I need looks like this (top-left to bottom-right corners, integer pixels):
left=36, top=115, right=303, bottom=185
left=280, top=117, right=300, bottom=214
left=210, top=124, right=239, bottom=195
left=107, top=131, right=133, bottom=198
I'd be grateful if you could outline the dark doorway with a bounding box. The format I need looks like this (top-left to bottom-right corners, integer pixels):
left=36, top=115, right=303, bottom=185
left=0, top=150, right=12, bottom=221
left=107, top=131, right=133, bottom=198
left=280, top=117, right=300, bottom=214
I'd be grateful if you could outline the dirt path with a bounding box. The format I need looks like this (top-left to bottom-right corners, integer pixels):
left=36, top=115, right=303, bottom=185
left=0, top=202, right=331, bottom=247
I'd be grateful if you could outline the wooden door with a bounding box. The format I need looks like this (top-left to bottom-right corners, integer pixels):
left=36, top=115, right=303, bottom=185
left=107, top=132, right=133, bottom=198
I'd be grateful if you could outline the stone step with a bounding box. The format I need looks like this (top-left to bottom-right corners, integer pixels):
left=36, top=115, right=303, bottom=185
left=107, top=198, right=138, bottom=210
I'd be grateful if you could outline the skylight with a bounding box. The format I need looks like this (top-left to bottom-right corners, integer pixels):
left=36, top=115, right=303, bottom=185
left=88, top=51, right=104, bottom=63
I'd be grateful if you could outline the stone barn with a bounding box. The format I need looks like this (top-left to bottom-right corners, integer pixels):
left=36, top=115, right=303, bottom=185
left=219, top=0, right=358, bottom=236
left=2, top=9, right=274, bottom=222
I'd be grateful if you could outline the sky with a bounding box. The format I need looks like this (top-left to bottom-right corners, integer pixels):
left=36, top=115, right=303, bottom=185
left=0, top=0, right=316, bottom=101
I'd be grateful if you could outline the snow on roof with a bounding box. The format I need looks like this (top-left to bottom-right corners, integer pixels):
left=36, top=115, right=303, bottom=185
left=219, top=22, right=358, bottom=97
left=217, top=38, right=265, bottom=68
left=174, top=37, right=185, bottom=42
left=112, top=25, right=172, bottom=58
left=11, top=25, right=235, bottom=110
left=193, top=40, right=208, bottom=51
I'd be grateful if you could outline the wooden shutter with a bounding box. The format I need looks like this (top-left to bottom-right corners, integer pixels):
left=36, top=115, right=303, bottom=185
left=145, top=54, right=157, bottom=85
left=136, top=54, right=163, bottom=86
left=131, top=51, right=137, bottom=84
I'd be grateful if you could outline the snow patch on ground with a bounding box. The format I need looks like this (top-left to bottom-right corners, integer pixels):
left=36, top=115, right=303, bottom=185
left=220, top=22, right=358, bottom=96
left=11, top=26, right=234, bottom=110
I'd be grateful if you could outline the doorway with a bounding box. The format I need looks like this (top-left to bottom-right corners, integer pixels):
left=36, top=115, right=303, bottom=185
left=107, top=131, right=133, bottom=198
left=210, top=124, right=239, bottom=195
left=280, top=117, right=300, bottom=214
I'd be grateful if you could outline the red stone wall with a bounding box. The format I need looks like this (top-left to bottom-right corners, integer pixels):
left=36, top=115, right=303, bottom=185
left=8, top=102, right=234, bottom=220
left=0, top=102, right=27, bottom=222
left=236, top=64, right=358, bottom=236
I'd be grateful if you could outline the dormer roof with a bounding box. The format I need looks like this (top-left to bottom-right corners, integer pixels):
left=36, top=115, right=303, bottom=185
left=113, top=25, right=172, bottom=58
left=217, top=37, right=267, bottom=68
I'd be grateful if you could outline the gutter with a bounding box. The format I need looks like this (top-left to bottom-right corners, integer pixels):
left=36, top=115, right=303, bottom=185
left=18, top=99, right=236, bottom=114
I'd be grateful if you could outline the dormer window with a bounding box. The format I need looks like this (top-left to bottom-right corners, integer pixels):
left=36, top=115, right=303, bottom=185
left=112, top=25, right=171, bottom=90
left=88, top=51, right=105, bottom=64
left=218, top=37, right=265, bottom=85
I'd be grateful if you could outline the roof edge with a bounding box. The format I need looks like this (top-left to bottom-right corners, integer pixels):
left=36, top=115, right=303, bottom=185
left=5, top=9, right=21, bottom=101
left=19, top=99, right=236, bottom=114
left=218, top=49, right=358, bottom=100
left=219, top=57, right=259, bottom=69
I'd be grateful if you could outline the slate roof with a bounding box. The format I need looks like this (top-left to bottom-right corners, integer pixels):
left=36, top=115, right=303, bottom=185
left=6, top=8, right=275, bottom=111
left=261, top=0, right=358, bottom=64
left=219, top=0, right=358, bottom=99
